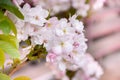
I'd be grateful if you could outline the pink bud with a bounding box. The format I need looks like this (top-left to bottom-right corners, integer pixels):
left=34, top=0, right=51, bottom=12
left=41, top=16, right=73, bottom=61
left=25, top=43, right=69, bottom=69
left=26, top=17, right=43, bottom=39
left=46, top=53, right=57, bottom=63
left=73, top=42, right=79, bottom=48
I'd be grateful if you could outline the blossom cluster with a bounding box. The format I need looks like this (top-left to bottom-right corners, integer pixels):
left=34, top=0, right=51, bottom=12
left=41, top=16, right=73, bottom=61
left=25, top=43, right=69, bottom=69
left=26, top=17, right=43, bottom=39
left=14, top=0, right=107, bottom=17
left=46, top=15, right=87, bottom=72
left=50, top=54, right=103, bottom=80
left=8, top=1, right=103, bottom=80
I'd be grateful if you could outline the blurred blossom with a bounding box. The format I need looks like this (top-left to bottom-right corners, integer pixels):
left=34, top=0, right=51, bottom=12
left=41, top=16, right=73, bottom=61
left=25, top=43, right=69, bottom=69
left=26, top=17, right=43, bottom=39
left=82, top=54, right=103, bottom=79
left=33, top=0, right=90, bottom=17
left=34, top=0, right=70, bottom=15
left=92, top=0, right=106, bottom=10
left=72, top=0, right=90, bottom=17
left=105, top=0, right=120, bottom=7
left=72, top=54, right=103, bottom=80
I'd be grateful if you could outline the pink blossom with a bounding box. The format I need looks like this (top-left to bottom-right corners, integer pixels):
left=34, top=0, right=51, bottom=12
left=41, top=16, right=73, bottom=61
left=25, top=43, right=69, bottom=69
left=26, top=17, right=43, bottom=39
left=46, top=53, right=57, bottom=63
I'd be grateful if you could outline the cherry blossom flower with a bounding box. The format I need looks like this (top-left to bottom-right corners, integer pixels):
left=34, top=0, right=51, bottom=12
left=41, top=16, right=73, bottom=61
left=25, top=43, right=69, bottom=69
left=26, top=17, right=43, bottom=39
left=21, top=3, right=49, bottom=26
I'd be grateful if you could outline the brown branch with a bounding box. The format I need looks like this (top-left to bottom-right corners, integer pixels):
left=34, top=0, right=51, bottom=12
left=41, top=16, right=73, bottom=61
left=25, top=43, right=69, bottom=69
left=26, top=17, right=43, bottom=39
left=8, top=60, right=28, bottom=76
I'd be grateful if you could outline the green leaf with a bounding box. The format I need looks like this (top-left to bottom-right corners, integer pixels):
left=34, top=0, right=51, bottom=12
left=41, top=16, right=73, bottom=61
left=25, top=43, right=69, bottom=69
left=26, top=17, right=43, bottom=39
left=0, top=0, right=24, bottom=19
left=0, top=12, right=17, bottom=36
left=13, top=76, right=31, bottom=80
left=0, top=40, right=20, bottom=58
left=0, top=19, right=11, bottom=34
left=0, top=34, right=19, bottom=49
left=0, top=49, right=5, bottom=67
left=0, top=12, right=5, bottom=22
left=5, top=15, right=17, bottom=36
left=0, top=73, right=11, bottom=80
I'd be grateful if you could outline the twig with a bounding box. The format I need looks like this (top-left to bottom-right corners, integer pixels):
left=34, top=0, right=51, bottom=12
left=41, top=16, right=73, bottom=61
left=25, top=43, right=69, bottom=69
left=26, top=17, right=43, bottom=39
left=8, top=60, right=28, bottom=76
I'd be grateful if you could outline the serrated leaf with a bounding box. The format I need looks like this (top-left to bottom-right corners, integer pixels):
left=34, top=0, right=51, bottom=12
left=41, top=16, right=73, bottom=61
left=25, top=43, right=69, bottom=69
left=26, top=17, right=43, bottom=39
left=0, top=73, right=11, bottom=80
left=0, top=12, right=17, bottom=36
left=13, top=76, right=31, bottom=80
left=0, top=34, right=19, bottom=49
left=0, top=0, right=24, bottom=19
left=0, top=40, right=20, bottom=58
left=0, top=49, right=5, bottom=67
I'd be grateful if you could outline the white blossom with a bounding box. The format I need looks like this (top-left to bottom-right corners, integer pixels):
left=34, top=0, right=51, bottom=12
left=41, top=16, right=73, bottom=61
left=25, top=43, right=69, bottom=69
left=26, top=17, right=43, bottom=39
left=21, top=3, right=49, bottom=26
left=46, top=15, right=87, bottom=72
